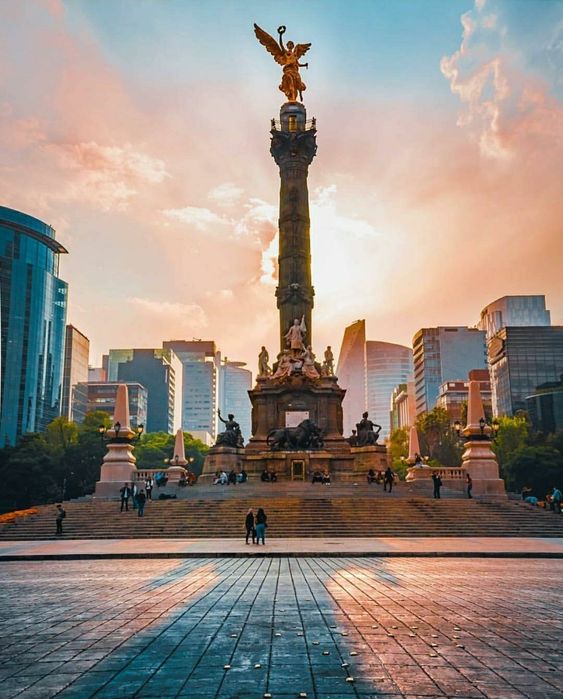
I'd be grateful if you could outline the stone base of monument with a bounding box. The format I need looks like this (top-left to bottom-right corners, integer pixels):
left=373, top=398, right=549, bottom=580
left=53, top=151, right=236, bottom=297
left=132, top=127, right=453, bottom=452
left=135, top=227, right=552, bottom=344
left=200, top=447, right=246, bottom=481
left=95, top=464, right=136, bottom=498
left=338, top=445, right=389, bottom=482
left=242, top=449, right=355, bottom=481
left=462, top=440, right=507, bottom=498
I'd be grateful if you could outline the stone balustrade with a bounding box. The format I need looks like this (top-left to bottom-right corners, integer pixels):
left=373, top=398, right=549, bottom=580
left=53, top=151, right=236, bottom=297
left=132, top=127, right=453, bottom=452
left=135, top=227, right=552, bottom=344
left=406, top=466, right=466, bottom=482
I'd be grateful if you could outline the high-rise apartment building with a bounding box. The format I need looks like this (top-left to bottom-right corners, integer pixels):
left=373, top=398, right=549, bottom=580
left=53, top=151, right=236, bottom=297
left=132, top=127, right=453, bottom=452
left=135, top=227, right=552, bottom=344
left=107, top=348, right=182, bottom=433
left=336, top=320, right=367, bottom=437
left=366, top=341, right=413, bottom=440
left=219, top=360, right=252, bottom=441
left=0, top=206, right=68, bottom=445
left=78, top=381, right=148, bottom=429
left=413, top=327, right=487, bottom=416
left=488, top=326, right=563, bottom=416
left=163, top=340, right=221, bottom=440
left=389, top=381, right=416, bottom=432
left=61, top=325, right=90, bottom=423
left=478, top=295, right=551, bottom=341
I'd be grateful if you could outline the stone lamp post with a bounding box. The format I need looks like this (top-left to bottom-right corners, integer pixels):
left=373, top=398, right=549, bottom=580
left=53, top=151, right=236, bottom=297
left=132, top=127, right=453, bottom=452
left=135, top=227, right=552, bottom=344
left=96, top=384, right=138, bottom=498
left=461, top=381, right=506, bottom=498
left=168, top=429, right=188, bottom=483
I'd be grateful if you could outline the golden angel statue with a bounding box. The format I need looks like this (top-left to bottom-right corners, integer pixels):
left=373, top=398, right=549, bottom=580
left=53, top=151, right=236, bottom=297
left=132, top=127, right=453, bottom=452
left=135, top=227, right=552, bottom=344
left=254, top=24, right=311, bottom=102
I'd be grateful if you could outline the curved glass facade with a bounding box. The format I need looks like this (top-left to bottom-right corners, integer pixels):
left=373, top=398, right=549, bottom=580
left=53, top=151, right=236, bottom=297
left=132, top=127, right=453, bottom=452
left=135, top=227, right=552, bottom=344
left=0, top=206, right=68, bottom=446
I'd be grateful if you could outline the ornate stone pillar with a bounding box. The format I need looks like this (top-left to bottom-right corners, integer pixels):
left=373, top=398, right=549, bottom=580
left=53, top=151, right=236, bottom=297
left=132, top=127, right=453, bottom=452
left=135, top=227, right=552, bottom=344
left=271, top=102, right=317, bottom=351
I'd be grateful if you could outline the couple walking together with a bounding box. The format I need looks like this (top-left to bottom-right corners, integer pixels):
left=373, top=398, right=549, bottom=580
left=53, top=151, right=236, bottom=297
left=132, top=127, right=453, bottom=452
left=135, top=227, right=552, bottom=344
left=245, top=508, right=268, bottom=545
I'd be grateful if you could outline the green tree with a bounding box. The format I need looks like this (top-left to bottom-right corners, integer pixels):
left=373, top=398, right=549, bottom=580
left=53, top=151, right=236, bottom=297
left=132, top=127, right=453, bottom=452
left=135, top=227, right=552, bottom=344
left=388, top=427, right=409, bottom=478
left=492, top=415, right=529, bottom=477
left=44, top=416, right=78, bottom=454
left=504, top=446, right=563, bottom=497
left=415, top=407, right=462, bottom=465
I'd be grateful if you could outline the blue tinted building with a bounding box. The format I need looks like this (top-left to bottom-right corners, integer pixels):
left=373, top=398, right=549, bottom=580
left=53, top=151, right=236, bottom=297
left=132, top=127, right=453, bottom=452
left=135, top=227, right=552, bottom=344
left=0, top=207, right=68, bottom=446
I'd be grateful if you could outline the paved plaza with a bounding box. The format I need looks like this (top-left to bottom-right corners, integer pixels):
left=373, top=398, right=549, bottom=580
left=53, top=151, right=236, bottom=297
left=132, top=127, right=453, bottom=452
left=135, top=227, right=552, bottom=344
left=0, top=558, right=562, bottom=698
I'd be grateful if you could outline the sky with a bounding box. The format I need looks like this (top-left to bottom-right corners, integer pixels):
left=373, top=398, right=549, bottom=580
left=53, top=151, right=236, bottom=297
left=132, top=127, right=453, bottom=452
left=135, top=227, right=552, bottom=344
left=1, top=0, right=562, bottom=374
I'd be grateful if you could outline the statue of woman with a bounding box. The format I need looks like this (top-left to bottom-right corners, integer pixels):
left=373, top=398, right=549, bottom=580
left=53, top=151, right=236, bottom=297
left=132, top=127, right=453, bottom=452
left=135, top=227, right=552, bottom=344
left=254, top=24, right=311, bottom=102
left=302, top=346, right=320, bottom=380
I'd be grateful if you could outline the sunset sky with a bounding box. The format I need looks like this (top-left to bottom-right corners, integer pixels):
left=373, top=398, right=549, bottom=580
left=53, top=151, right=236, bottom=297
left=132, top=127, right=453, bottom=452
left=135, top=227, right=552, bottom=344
left=1, top=0, right=562, bottom=373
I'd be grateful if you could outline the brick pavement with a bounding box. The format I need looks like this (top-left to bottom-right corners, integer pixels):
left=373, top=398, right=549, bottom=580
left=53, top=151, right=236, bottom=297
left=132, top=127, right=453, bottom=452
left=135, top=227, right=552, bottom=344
left=0, top=558, right=561, bottom=698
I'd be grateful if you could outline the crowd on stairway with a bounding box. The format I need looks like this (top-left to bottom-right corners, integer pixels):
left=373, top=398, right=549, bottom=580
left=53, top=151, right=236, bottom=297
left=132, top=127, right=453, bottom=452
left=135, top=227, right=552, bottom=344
left=213, top=469, right=248, bottom=485
left=119, top=482, right=150, bottom=516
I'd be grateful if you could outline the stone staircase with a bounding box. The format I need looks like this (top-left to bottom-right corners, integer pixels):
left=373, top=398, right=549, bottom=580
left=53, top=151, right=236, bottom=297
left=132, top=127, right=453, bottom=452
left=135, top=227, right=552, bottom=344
left=0, top=483, right=561, bottom=540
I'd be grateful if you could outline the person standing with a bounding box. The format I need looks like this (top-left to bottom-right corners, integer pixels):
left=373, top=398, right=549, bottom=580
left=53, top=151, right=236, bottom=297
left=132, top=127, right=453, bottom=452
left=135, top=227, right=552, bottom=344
left=245, top=509, right=255, bottom=544
left=383, top=467, right=394, bottom=493
left=137, top=490, right=147, bottom=517
left=466, top=473, right=473, bottom=499
left=145, top=477, right=153, bottom=501
left=55, top=504, right=66, bottom=536
left=552, top=486, right=562, bottom=514
left=255, top=508, right=267, bottom=545
left=120, top=483, right=131, bottom=512
left=432, top=473, right=442, bottom=499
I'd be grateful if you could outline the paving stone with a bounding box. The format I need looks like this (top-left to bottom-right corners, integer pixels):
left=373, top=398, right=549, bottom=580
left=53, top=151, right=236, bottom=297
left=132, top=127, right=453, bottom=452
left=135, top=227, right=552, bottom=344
left=0, top=558, right=561, bottom=698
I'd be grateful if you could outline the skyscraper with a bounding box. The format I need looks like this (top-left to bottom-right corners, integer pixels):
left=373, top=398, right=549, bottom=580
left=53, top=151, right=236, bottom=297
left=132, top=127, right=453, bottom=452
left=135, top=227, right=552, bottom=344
left=61, top=325, right=90, bottom=423
left=0, top=206, right=68, bottom=446
left=107, top=348, right=182, bottom=433
left=366, top=341, right=413, bottom=440
left=413, top=327, right=487, bottom=416
left=488, top=326, right=563, bottom=416
left=219, top=360, right=252, bottom=441
left=478, top=295, right=551, bottom=341
left=162, top=340, right=221, bottom=441
left=336, top=320, right=367, bottom=437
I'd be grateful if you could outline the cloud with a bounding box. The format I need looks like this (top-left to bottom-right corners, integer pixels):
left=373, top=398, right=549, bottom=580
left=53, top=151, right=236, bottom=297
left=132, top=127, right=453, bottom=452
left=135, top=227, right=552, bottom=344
left=162, top=205, right=230, bottom=230
left=127, top=297, right=208, bottom=333
left=208, top=182, right=244, bottom=207
left=440, top=0, right=563, bottom=160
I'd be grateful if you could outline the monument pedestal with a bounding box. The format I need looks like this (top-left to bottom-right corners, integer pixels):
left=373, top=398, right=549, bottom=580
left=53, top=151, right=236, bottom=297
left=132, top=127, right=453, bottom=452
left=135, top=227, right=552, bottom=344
left=462, top=438, right=507, bottom=498
left=95, top=439, right=136, bottom=498
left=201, top=447, right=246, bottom=481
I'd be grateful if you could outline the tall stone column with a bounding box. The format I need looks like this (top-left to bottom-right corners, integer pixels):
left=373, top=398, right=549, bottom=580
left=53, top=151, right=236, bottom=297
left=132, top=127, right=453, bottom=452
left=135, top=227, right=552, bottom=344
left=271, top=102, right=317, bottom=351
left=462, top=381, right=506, bottom=498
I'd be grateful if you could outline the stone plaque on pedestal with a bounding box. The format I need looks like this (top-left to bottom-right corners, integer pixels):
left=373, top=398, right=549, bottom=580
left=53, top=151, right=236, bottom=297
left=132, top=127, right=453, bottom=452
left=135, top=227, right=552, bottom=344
left=285, top=410, right=309, bottom=427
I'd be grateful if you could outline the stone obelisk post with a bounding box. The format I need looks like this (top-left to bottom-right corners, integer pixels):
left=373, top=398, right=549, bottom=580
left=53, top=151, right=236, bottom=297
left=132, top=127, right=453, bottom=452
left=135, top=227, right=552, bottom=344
left=271, top=102, right=317, bottom=350
left=96, top=384, right=137, bottom=498
left=461, top=381, right=506, bottom=498
left=168, top=428, right=188, bottom=483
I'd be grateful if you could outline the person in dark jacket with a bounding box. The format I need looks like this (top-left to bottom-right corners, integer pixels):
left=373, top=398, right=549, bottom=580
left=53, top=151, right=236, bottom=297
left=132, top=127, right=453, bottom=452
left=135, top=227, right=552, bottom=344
left=255, top=508, right=267, bottom=545
left=120, top=483, right=131, bottom=512
left=466, top=473, right=473, bottom=499
left=55, top=504, right=66, bottom=535
left=245, top=508, right=255, bottom=544
left=432, top=473, right=442, bottom=499
left=137, top=490, right=147, bottom=517
left=383, top=467, right=394, bottom=493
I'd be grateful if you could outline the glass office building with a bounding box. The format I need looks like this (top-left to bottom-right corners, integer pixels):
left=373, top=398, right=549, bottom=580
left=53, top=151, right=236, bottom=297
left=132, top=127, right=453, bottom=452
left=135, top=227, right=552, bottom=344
left=478, top=295, right=551, bottom=341
left=366, top=341, right=413, bottom=440
left=488, top=326, right=563, bottom=416
left=413, top=327, right=487, bottom=415
left=0, top=207, right=68, bottom=446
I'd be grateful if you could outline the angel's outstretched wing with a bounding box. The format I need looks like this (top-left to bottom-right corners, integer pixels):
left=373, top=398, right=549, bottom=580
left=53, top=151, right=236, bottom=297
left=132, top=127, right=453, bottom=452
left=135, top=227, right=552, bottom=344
left=254, top=23, right=285, bottom=65
left=294, top=43, right=311, bottom=60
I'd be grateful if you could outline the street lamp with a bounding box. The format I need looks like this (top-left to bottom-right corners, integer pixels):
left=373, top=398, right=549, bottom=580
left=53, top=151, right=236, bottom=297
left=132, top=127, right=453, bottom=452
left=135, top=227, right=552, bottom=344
left=114, top=421, right=121, bottom=438
left=479, top=417, right=486, bottom=434
left=492, top=419, right=500, bottom=438
left=454, top=420, right=462, bottom=437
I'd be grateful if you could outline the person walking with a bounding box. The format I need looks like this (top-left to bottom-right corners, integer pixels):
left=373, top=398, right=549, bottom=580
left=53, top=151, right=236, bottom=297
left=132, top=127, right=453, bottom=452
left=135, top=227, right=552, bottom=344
left=55, top=503, right=66, bottom=536
left=137, top=490, right=147, bottom=517
left=466, top=473, right=473, bottom=499
left=432, top=473, right=442, bottom=499
left=120, top=483, right=131, bottom=512
left=383, top=467, right=394, bottom=493
left=245, top=508, right=256, bottom=544
left=255, top=508, right=267, bottom=545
